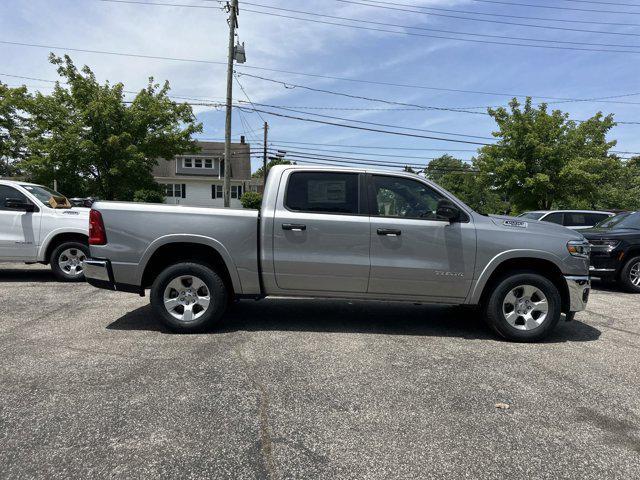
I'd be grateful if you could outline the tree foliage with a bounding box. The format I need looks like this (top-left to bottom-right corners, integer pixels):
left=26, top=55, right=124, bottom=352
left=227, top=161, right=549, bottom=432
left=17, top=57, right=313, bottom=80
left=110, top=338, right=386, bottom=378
left=251, top=158, right=293, bottom=179
left=240, top=191, right=262, bottom=209
left=475, top=98, right=619, bottom=214
left=19, top=54, right=202, bottom=199
left=0, top=83, right=29, bottom=176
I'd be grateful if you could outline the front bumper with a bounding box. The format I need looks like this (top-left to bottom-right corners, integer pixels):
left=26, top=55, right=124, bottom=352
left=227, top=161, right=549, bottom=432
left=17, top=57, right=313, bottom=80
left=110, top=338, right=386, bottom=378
left=564, top=275, right=590, bottom=312
left=84, top=258, right=142, bottom=295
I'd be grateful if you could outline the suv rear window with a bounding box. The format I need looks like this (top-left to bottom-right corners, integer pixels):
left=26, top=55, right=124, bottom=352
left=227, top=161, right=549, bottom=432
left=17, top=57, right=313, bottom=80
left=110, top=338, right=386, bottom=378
left=285, top=172, right=359, bottom=215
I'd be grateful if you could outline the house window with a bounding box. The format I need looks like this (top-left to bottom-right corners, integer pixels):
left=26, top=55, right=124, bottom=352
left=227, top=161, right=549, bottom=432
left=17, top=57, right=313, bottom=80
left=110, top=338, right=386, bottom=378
left=231, top=185, right=243, bottom=199
left=163, top=184, right=185, bottom=198
left=183, top=158, right=192, bottom=168
left=194, top=158, right=203, bottom=168
left=205, top=158, right=213, bottom=169
left=212, top=185, right=223, bottom=199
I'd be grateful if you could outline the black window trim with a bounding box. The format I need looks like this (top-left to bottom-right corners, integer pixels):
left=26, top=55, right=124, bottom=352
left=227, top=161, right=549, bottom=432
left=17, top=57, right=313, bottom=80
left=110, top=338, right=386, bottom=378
left=0, top=184, right=40, bottom=212
left=366, top=173, right=470, bottom=223
left=283, top=171, right=367, bottom=216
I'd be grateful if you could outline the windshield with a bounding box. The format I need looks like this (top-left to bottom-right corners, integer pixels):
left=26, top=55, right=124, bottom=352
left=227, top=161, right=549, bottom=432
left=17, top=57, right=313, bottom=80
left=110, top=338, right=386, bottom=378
left=518, top=212, right=545, bottom=220
left=593, top=212, right=640, bottom=230
left=21, top=185, right=68, bottom=208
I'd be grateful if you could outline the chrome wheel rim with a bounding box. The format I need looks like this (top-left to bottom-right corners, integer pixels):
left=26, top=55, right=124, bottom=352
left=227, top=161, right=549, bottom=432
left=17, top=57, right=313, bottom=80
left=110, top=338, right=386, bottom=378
left=630, top=262, right=640, bottom=287
left=502, top=284, right=548, bottom=331
left=163, top=275, right=211, bottom=323
left=58, top=248, right=86, bottom=276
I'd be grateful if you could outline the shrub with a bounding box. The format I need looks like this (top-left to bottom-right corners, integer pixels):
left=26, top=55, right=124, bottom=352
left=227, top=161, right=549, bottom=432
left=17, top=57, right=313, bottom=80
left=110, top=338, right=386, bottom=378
left=240, top=191, right=262, bottom=209
left=133, top=189, right=165, bottom=203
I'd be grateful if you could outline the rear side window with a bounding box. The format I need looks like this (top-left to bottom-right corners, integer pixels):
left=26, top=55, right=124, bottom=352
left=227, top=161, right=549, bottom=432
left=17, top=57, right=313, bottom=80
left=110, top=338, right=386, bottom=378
left=564, top=212, right=589, bottom=227
left=542, top=212, right=563, bottom=225
left=285, top=172, right=359, bottom=215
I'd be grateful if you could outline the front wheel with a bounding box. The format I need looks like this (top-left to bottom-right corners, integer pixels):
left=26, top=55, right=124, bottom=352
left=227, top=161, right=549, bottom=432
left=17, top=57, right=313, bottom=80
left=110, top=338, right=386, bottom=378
left=150, top=262, right=228, bottom=333
left=50, top=241, right=89, bottom=282
left=619, top=256, right=640, bottom=293
left=484, top=273, right=561, bottom=342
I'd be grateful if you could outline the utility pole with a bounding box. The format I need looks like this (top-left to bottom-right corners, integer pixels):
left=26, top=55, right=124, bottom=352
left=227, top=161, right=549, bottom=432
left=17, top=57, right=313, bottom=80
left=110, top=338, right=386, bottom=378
left=262, top=121, right=268, bottom=187
left=223, top=0, right=239, bottom=208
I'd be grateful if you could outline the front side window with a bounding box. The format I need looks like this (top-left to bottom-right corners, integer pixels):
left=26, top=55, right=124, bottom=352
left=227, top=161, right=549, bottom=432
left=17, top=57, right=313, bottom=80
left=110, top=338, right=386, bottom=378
left=20, top=184, right=65, bottom=208
left=371, top=175, right=445, bottom=220
left=0, top=185, right=29, bottom=211
left=285, top=172, right=359, bottom=215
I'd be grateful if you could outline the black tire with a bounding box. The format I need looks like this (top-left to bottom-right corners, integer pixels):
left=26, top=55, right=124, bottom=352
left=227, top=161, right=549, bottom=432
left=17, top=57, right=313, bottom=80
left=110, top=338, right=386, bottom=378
left=50, top=241, right=89, bottom=282
left=150, top=262, right=228, bottom=333
left=483, top=272, right=562, bottom=342
left=619, top=256, right=640, bottom=293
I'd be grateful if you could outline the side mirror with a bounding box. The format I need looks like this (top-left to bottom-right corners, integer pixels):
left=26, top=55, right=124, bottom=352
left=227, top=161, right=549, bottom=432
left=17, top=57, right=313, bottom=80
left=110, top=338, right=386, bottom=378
left=436, top=199, right=460, bottom=222
left=5, top=198, right=36, bottom=212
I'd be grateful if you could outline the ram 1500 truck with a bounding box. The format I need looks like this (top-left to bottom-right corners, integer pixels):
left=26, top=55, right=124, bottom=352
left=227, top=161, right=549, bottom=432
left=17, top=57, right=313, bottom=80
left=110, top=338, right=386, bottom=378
left=0, top=179, right=90, bottom=281
left=84, top=166, right=591, bottom=342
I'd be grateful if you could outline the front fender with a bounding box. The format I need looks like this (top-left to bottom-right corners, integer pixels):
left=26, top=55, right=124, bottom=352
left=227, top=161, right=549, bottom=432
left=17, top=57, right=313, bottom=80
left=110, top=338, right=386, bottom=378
left=468, top=249, right=564, bottom=304
left=37, top=228, right=88, bottom=261
left=136, top=234, right=243, bottom=294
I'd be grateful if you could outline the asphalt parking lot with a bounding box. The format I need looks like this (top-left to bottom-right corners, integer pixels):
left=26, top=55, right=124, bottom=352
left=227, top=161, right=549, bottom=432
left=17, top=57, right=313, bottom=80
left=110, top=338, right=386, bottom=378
left=0, top=263, right=639, bottom=479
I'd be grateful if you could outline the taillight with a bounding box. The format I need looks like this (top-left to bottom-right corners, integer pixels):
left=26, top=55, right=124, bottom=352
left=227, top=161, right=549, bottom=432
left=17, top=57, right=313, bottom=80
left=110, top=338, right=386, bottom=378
left=89, top=209, right=107, bottom=245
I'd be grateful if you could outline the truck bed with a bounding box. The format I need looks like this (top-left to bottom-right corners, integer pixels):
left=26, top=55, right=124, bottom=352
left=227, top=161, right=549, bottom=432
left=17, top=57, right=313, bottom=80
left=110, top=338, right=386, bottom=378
left=89, top=201, right=261, bottom=294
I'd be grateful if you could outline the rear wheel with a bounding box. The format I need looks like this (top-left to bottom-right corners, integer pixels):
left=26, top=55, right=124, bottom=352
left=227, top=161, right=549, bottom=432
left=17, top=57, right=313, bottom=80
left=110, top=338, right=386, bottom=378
left=150, top=262, right=228, bottom=333
left=619, top=256, right=640, bottom=293
left=50, top=241, right=88, bottom=282
left=484, top=272, right=561, bottom=342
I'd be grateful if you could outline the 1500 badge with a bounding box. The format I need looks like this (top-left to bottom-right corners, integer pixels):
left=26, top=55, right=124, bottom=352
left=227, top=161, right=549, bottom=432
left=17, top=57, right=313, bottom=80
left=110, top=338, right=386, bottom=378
left=503, top=219, right=528, bottom=228
left=435, top=271, right=465, bottom=277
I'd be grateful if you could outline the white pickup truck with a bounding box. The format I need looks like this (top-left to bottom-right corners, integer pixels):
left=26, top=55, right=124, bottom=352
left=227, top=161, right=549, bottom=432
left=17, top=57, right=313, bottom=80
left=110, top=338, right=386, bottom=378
left=0, top=179, right=89, bottom=281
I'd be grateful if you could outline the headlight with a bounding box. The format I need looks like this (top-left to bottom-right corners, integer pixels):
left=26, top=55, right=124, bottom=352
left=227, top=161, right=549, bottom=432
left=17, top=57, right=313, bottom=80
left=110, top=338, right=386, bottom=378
left=590, top=239, right=620, bottom=252
left=567, top=240, right=591, bottom=258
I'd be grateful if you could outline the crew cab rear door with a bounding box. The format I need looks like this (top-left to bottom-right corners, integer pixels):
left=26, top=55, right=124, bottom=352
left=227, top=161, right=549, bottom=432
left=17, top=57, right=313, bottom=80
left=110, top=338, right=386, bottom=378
left=367, top=174, right=476, bottom=301
left=271, top=170, right=370, bottom=293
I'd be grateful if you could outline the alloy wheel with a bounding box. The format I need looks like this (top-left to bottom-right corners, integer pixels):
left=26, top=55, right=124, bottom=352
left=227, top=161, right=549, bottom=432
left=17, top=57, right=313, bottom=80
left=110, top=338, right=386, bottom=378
left=163, top=275, right=211, bottom=322
left=502, top=284, right=549, bottom=331
left=630, top=261, right=640, bottom=287
left=58, top=248, right=86, bottom=277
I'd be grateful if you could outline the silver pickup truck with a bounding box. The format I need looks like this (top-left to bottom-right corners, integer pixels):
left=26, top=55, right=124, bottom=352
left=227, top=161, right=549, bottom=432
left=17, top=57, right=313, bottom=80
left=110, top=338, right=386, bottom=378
left=85, top=165, right=591, bottom=341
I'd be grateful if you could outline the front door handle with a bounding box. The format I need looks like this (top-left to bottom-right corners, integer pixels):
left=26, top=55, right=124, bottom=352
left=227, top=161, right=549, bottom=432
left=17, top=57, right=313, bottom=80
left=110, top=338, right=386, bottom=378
left=282, top=223, right=307, bottom=231
left=377, top=228, right=401, bottom=236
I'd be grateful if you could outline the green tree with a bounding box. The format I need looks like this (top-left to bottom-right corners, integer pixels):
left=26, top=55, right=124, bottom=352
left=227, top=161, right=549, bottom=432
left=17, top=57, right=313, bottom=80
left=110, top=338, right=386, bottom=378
left=252, top=158, right=293, bottom=179
left=0, top=83, right=29, bottom=176
left=424, top=155, right=505, bottom=214
left=20, top=54, right=202, bottom=199
left=475, top=98, right=617, bottom=214
left=240, top=191, right=262, bottom=209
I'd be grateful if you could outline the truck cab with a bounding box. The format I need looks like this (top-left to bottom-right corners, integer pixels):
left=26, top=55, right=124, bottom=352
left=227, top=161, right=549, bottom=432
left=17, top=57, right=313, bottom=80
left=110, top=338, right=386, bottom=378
left=0, top=180, right=90, bottom=281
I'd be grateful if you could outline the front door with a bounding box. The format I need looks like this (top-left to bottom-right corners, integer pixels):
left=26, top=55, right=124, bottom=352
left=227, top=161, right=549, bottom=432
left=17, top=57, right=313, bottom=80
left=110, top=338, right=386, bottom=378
left=272, top=171, right=370, bottom=293
left=368, top=174, right=476, bottom=300
left=0, top=185, right=40, bottom=259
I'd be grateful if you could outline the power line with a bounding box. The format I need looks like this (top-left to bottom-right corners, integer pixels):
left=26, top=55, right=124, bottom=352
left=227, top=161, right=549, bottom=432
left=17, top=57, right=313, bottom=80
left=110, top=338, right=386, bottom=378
left=242, top=7, right=640, bottom=54
left=466, top=0, right=640, bottom=15
left=241, top=2, right=640, bottom=50
left=336, top=0, right=640, bottom=36
left=2, top=44, right=639, bottom=106
left=268, top=144, right=474, bottom=161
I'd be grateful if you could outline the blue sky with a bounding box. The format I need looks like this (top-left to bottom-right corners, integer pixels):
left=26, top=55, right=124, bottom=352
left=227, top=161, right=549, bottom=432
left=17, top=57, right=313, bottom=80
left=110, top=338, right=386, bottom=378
left=1, top=0, right=639, bottom=172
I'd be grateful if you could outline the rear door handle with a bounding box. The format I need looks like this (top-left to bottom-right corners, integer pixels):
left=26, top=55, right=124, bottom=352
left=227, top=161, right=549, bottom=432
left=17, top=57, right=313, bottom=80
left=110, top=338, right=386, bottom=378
left=282, top=223, right=307, bottom=231
left=377, top=228, right=401, bottom=236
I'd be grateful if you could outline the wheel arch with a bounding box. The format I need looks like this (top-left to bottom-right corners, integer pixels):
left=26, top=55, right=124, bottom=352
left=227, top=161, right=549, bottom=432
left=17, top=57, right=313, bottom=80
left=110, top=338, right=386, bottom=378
left=42, top=230, right=89, bottom=264
left=471, top=251, right=570, bottom=313
left=139, top=235, right=242, bottom=296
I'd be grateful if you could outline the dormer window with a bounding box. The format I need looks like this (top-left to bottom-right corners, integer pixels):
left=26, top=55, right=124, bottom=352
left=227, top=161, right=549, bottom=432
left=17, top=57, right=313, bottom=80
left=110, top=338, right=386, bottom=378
left=194, top=158, right=202, bottom=168
left=205, top=158, right=212, bottom=169
left=183, top=158, right=192, bottom=168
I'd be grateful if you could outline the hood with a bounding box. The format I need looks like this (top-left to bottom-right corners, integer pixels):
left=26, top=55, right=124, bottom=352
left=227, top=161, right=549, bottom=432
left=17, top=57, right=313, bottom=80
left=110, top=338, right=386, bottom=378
left=581, top=228, right=640, bottom=239
left=54, top=207, right=90, bottom=218
left=488, top=214, right=585, bottom=241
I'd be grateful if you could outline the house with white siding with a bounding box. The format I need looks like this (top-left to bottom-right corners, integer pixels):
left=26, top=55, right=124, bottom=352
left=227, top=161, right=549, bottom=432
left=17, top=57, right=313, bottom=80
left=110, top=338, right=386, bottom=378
left=152, top=139, right=255, bottom=208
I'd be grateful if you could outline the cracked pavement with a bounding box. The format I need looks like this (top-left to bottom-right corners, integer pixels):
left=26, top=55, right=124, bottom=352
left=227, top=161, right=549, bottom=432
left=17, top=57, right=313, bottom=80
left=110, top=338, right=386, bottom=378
left=1, top=263, right=639, bottom=479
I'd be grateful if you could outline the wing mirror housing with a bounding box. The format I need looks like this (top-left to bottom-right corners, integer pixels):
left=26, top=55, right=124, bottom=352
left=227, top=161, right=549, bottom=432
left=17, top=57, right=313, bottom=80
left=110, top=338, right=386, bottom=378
left=436, top=199, right=461, bottom=223
left=5, top=198, right=37, bottom=212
